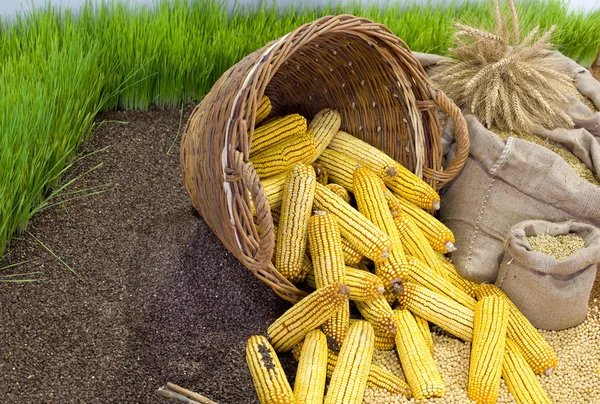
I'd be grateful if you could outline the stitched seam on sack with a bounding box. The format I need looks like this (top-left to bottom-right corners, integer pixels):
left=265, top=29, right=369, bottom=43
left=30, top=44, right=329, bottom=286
left=496, top=256, right=511, bottom=288
left=466, top=177, right=497, bottom=276
left=489, top=137, right=514, bottom=175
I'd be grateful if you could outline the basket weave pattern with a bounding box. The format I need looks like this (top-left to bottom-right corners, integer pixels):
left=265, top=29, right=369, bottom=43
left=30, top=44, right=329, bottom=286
left=181, top=15, right=469, bottom=303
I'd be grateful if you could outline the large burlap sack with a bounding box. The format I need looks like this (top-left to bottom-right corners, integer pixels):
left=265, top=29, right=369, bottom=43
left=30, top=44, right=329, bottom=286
left=496, top=220, right=600, bottom=330
left=439, top=115, right=600, bottom=283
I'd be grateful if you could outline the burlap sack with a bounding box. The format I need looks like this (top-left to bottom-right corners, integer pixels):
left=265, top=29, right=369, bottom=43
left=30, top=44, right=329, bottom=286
left=496, top=220, right=600, bottom=330
left=439, top=115, right=600, bottom=283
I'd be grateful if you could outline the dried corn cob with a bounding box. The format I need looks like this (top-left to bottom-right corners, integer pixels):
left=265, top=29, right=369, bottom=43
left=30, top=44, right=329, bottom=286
left=353, top=167, right=408, bottom=291
left=355, top=295, right=398, bottom=336
left=326, top=183, right=350, bottom=203
left=394, top=213, right=444, bottom=275
left=373, top=326, right=396, bottom=350
left=316, top=148, right=358, bottom=191
left=468, top=296, right=509, bottom=404
left=246, top=335, right=295, bottom=404
left=341, top=237, right=363, bottom=266
left=328, top=131, right=440, bottom=209
left=311, top=162, right=328, bottom=185
left=385, top=191, right=456, bottom=253
left=433, top=252, right=479, bottom=298
left=293, top=329, right=328, bottom=404
left=325, top=321, right=374, bottom=404
left=394, top=309, right=446, bottom=399
left=476, top=285, right=557, bottom=375
left=404, top=256, right=477, bottom=311
left=275, top=164, right=316, bottom=282
left=313, top=183, right=391, bottom=263
left=345, top=266, right=386, bottom=301
left=261, top=172, right=287, bottom=210
left=268, top=282, right=349, bottom=352
left=414, top=315, right=434, bottom=355
left=250, top=114, right=307, bottom=156
left=395, top=281, right=474, bottom=342
left=502, top=339, right=552, bottom=404
left=306, top=108, right=342, bottom=164
left=255, top=95, right=271, bottom=125
left=250, top=132, right=316, bottom=178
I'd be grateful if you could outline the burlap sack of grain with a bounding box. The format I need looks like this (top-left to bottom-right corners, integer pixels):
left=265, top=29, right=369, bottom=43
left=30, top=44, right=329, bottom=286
left=496, top=220, right=600, bottom=330
left=438, top=115, right=600, bottom=283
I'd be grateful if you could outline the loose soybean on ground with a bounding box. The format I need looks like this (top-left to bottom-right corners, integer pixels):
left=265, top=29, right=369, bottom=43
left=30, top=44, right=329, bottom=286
left=363, top=304, right=600, bottom=403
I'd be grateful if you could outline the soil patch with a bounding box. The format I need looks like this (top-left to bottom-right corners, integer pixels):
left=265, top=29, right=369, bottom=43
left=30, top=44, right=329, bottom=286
left=0, top=106, right=295, bottom=403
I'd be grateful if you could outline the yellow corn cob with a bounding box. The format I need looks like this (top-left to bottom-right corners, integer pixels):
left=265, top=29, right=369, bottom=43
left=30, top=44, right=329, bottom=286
left=246, top=335, right=295, bottom=404
left=324, top=321, right=374, bottom=404
left=468, top=296, right=509, bottom=404
left=502, top=339, right=552, bottom=404
left=433, top=252, right=479, bottom=298
left=255, top=95, right=271, bottom=125
left=353, top=167, right=408, bottom=291
left=250, top=114, right=308, bottom=156
left=268, top=282, right=349, bottom=352
left=250, top=132, right=316, bottom=178
left=275, top=164, right=317, bottom=282
left=293, top=329, right=328, bottom=404
left=293, top=340, right=411, bottom=397
left=394, top=309, right=446, bottom=399
left=341, top=237, right=363, bottom=266
left=373, top=327, right=396, bottom=350
left=394, top=213, right=444, bottom=275
left=328, top=130, right=440, bottom=209
left=345, top=266, right=386, bottom=301
left=355, top=295, right=398, bottom=336
left=307, top=211, right=349, bottom=344
left=385, top=191, right=456, bottom=253
left=312, top=162, right=328, bottom=185
left=476, top=285, right=557, bottom=375
left=326, top=183, right=350, bottom=204
left=386, top=190, right=403, bottom=217
left=261, top=172, right=287, bottom=210
left=316, top=148, right=359, bottom=191
left=395, top=281, right=474, bottom=342
left=305, top=108, right=342, bottom=164
left=404, top=256, right=477, bottom=311
left=313, top=183, right=392, bottom=263
left=414, top=315, right=434, bottom=355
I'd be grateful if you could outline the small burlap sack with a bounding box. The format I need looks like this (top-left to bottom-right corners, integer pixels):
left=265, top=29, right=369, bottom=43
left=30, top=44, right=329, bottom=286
left=496, top=220, right=600, bottom=330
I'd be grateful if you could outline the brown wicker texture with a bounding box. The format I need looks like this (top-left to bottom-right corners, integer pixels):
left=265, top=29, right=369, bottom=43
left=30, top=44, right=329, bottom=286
left=181, top=15, right=469, bottom=303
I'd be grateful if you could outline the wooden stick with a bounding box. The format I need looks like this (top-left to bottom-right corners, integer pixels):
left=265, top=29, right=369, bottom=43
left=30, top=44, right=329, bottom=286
left=157, top=382, right=218, bottom=404
left=157, top=387, right=201, bottom=404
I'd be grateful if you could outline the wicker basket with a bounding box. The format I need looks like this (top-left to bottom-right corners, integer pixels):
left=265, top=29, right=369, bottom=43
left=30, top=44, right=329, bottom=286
left=181, top=15, right=469, bottom=303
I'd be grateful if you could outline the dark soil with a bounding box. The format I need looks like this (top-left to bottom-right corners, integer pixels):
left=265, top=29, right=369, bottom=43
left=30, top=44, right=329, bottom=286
left=0, top=105, right=295, bottom=404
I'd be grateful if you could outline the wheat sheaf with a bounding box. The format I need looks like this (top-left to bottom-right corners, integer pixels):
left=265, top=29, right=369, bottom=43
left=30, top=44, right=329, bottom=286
left=430, top=0, right=575, bottom=133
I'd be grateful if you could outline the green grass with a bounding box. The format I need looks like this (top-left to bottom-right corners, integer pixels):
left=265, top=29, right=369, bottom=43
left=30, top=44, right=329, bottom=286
left=1, top=0, right=599, bottom=257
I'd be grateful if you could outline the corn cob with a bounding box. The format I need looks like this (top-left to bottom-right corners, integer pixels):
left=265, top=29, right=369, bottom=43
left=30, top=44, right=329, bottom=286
left=353, top=167, right=408, bottom=291
left=293, top=340, right=411, bottom=397
left=341, top=237, right=363, bottom=266
left=255, top=95, right=271, bottom=125
left=261, top=172, right=287, bottom=210
left=385, top=190, right=456, bottom=253
left=468, top=296, right=509, bottom=404
left=305, top=108, right=342, bottom=164
left=355, top=295, right=398, bottom=336
left=313, top=183, right=392, bottom=263
left=414, top=315, right=434, bottom=355
left=311, top=162, right=328, bottom=185
left=324, top=321, right=374, bottom=404
left=502, top=339, right=552, bottom=404
left=246, top=335, right=295, bottom=404
left=404, top=256, right=476, bottom=311
left=345, top=266, right=386, bottom=301
left=328, top=130, right=440, bottom=209
left=250, top=132, right=316, bottom=178
left=433, top=252, right=479, bottom=298
left=476, top=285, right=557, bottom=375
left=275, top=164, right=317, bottom=282
left=293, top=329, right=328, bottom=404
left=316, top=148, right=358, bottom=191
left=395, top=281, right=474, bottom=342
left=250, top=114, right=308, bottom=156
left=326, top=183, right=350, bottom=204
left=394, top=309, right=446, bottom=399
left=268, top=282, right=349, bottom=352
left=394, top=213, right=444, bottom=275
